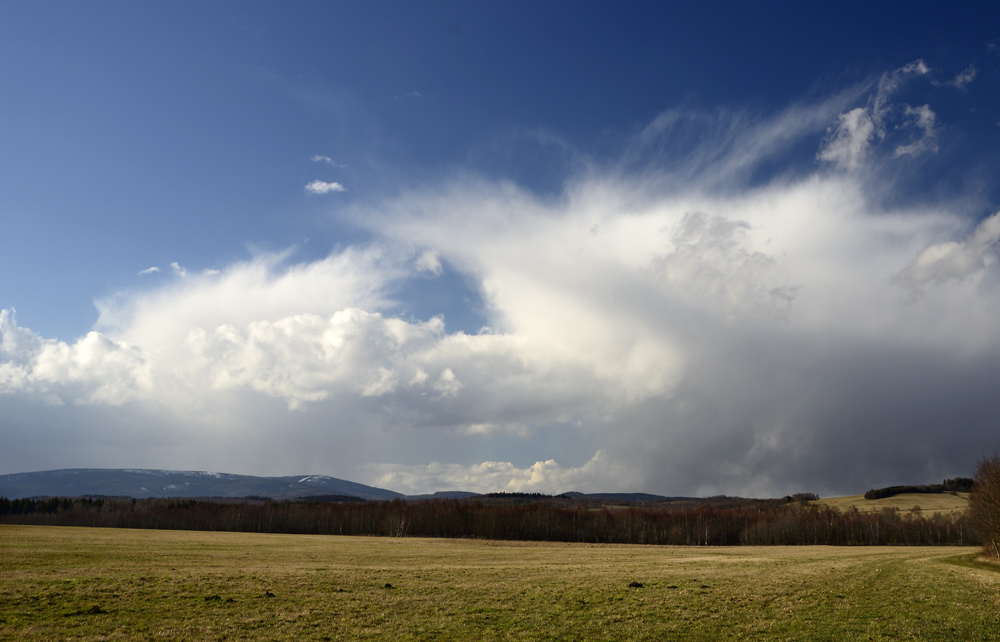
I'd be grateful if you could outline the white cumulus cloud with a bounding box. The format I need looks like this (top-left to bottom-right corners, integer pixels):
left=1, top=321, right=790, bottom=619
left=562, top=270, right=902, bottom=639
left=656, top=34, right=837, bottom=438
left=895, top=211, right=1000, bottom=287
left=0, top=310, right=150, bottom=406
left=305, top=180, right=347, bottom=194
left=367, top=450, right=635, bottom=495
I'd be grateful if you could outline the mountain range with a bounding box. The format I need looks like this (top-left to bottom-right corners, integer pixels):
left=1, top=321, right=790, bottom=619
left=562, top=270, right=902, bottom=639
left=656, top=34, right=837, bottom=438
left=0, top=468, right=403, bottom=500
left=0, top=468, right=673, bottom=502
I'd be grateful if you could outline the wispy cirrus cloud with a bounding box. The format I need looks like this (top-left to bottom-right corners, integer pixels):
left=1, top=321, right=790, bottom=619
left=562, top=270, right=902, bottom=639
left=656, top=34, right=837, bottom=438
left=893, top=104, right=938, bottom=158
left=934, top=64, right=977, bottom=90
left=817, top=60, right=934, bottom=170
left=310, top=154, right=347, bottom=168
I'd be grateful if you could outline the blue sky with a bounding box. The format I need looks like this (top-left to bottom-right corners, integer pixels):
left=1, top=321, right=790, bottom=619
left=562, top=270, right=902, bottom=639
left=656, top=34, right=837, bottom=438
left=2, top=2, right=1000, bottom=496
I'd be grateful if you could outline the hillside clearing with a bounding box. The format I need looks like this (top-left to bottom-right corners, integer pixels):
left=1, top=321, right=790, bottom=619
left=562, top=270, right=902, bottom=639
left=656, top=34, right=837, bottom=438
left=2, top=525, right=999, bottom=641
left=811, top=492, right=969, bottom=516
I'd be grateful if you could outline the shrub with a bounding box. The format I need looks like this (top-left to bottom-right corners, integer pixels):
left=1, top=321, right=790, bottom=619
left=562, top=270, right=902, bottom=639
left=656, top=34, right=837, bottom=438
left=969, top=454, right=1000, bottom=559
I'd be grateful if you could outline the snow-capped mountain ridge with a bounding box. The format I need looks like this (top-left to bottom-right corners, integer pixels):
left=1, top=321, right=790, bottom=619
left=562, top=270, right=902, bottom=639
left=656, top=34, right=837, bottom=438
left=0, top=468, right=403, bottom=500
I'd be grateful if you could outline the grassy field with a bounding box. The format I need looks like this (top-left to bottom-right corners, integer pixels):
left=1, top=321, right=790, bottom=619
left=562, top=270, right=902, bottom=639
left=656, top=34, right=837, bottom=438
left=2, top=525, right=999, bottom=641
left=811, top=492, right=970, bottom=516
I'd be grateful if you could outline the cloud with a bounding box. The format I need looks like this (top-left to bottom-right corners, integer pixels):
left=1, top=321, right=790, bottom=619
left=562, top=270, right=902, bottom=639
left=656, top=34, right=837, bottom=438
left=893, top=104, right=938, bottom=158
left=818, top=60, right=934, bottom=170
left=0, top=314, right=44, bottom=369
left=414, top=250, right=443, bottom=275
left=94, top=246, right=402, bottom=354
left=2, top=61, right=998, bottom=496
left=181, top=309, right=455, bottom=409
left=0, top=310, right=150, bottom=406
left=652, top=211, right=783, bottom=315
left=366, top=450, right=635, bottom=495
left=894, top=211, right=1000, bottom=287
left=949, top=65, right=977, bottom=89
left=170, top=262, right=187, bottom=277
left=817, top=107, right=876, bottom=171
left=633, top=96, right=856, bottom=187
left=934, top=64, right=977, bottom=90
left=431, top=367, right=462, bottom=398
left=311, top=155, right=346, bottom=168
left=305, top=180, right=347, bottom=194
left=138, top=267, right=160, bottom=277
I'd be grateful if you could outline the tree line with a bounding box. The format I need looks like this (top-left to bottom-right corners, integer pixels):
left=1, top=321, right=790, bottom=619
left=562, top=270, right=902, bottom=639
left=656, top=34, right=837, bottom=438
left=0, top=495, right=975, bottom=546
left=970, top=455, right=1000, bottom=559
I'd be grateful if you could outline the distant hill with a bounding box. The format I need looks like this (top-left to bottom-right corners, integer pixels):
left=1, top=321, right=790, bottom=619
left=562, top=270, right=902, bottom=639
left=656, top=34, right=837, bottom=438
left=405, top=491, right=482, bottom=500
left=0, top=471, right=679, bottom=503
left=862, top=478, right=973, bottom=500
left=0, top=469, right=403, bottom=501
left=560, top=492, right=678, bottom=502
left=811, top=492, right=969, bottom=516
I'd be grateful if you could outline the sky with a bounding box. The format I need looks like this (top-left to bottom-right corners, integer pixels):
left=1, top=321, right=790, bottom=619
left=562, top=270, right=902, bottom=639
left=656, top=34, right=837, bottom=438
left=2, top=2, right=1000, bottom=497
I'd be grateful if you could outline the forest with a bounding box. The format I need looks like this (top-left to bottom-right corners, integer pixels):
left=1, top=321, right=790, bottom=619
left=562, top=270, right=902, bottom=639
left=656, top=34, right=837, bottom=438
left=0, top=494, right=975, bottom=546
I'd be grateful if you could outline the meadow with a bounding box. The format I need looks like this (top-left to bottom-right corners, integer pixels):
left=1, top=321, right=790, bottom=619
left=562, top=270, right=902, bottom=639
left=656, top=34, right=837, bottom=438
left=2, top=525, right=999, bottom=641
left=811, top=492, right=970, bottom=516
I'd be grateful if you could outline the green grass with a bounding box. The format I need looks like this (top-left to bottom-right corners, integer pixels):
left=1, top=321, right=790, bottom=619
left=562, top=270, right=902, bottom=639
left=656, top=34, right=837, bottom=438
left=2, top=525, right=999, bottom=641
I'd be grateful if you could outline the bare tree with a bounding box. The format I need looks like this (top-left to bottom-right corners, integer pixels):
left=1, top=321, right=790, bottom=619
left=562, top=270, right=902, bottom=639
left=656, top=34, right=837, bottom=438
left=969, top=453, right=1000, bottom=559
